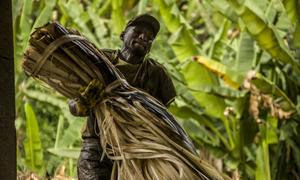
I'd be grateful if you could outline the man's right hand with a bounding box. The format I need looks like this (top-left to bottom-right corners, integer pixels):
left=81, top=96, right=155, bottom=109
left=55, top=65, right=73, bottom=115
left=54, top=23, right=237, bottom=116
left=68, top=98, right=90, bottom=117
left=68, top=79, right=104, bottom=117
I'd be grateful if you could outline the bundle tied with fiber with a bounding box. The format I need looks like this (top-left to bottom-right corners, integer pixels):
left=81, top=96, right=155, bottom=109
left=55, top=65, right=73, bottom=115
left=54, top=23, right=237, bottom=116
left=23, top=22, right=229, bottom=180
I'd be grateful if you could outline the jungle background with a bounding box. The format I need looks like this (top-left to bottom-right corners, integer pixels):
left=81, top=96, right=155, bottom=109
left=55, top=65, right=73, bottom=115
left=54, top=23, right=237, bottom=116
left=14, top=0, right=300, bottom=179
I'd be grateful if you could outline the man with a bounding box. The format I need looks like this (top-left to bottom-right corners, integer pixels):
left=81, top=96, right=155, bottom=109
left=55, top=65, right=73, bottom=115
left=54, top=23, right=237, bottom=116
left=69, top=14, right=176, bottom=179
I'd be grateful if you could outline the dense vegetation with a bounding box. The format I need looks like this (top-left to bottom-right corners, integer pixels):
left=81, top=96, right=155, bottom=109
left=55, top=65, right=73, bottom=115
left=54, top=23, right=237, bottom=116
left=14, top=0, right=300, bottom=179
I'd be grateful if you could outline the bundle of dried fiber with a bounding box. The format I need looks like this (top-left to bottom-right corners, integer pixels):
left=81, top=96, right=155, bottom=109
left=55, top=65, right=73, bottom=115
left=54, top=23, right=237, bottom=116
left=23, top=22, right=117, bottom=98
left=23, top=22, right=230, bottom=180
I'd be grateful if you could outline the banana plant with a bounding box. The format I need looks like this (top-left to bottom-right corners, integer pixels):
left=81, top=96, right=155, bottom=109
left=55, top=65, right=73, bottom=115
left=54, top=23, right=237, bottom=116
left=193, top=55, right=295, bottom=110
left=154, top=0, right=235, bottom=150
left=227, top=0, right=300, bottom=75
left=194, top=0, right=300, bottom=179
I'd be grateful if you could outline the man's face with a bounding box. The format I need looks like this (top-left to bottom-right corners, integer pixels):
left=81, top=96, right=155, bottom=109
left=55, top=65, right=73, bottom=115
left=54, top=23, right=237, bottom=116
left=122, top=23, right=155, bottom=56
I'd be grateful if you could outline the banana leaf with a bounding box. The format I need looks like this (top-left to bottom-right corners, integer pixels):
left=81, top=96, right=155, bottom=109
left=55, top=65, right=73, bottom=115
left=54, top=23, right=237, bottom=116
left=19, top=0, right=33, bottom=51
left=210, top=0, right=238, bottom=22
left=111, top=0, right=126, bottom=34
left=283, top=0, right=299, bottom=24
left=31, top=0, right=57, bottom=33
left=24, top=102, right=44, bottom=174
left=193, top=56, right=244, bottom=89
left=294, top=23, right=300, bottom=48
left=234, top=32, right=254, bottom=74
left=209, top=19, right=231, bottom=62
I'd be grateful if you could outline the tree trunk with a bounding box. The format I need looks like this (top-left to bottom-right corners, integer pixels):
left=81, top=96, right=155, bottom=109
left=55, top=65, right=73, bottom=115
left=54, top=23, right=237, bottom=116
left=0, top=0, right=16, bottom=179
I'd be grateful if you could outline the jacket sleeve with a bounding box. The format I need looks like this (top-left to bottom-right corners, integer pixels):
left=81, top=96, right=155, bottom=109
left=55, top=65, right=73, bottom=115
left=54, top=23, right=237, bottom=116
left=146, top=59, right=176, bottom=106
left=159, top=66, right=176, bottom=106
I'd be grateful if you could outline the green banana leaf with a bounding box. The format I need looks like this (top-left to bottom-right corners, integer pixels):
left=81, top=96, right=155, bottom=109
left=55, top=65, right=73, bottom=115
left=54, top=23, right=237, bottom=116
left=266, top=116, right=278, bottom=144
left=255, top=139, right=271, bottom=180
left=294, top=23, right=300, bottom=48
left=24, top=102, right=44, bottom=173
left=234, top=32, right=255, bottom=74
left=169, top=98, right=228, bottom=148
left=189, top=84, right=247, bottom=98
left=181, top=61, right=234, bottom=149
left=197, top=1, right=217, bottom=34
left=263, top=0, right=291, bottom=31
left=284, top=0, right=300, bottom=48
left=153, top=0, right=181, bottom=33
left=283, top=0, right=299, bottom=24
left=19, top=0, right=33, bottom=51
left=181, top=61, right=227, bottom=117
left=97, top=0, right=111, bottom=16
left=138, top=0, right=148, bottom=15
left=169, top=27, right=201, bottom=61
left=209, top=19, right=231, bottom=62
left=211, top=0, right=238, bottom=22
left=183, top=118, right=221, bottom=147
left=111, top=0, right=126, bottom=34
left=193, top=56, right=244, bottom=89
left=30, top=0, right=57, bottom=33
left=54, top=115, right=65, bottom=149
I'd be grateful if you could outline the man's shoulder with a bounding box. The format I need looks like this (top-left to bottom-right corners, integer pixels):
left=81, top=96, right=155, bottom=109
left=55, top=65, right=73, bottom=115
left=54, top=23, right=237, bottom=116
left=143, top=58, right=172, bottom=81
left=144, top=57, right=166, bottom=72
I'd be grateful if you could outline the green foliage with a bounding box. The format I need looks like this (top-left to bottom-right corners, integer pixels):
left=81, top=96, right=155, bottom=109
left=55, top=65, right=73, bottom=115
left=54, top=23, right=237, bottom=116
left=24, top=102, right=44, bottom=174
left=228, top=0, right=300, bottom=75
left=111, top=0, right=126, bottom=34
left=15, top=0, right=300, bottom=179
left=235, top=32, right=255, bottom=73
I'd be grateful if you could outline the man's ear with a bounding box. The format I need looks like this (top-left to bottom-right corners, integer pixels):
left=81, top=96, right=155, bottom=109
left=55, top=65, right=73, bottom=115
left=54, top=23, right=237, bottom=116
left=120, top=31, right=125, bottom=41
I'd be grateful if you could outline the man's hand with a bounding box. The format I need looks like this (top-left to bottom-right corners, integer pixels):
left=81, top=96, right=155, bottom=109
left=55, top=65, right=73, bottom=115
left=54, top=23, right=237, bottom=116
left=68, top=98, right=90, bottom=117
left=68, top=79, right=104, bottom=117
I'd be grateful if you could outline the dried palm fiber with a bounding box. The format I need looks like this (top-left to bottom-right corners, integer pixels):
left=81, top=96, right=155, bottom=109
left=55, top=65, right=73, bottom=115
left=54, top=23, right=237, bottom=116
left=23, top=22, right=230, bottom=180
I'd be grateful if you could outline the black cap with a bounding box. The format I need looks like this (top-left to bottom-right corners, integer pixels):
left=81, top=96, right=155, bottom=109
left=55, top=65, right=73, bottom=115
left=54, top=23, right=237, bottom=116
left=125, top=14, right=160, bottom=37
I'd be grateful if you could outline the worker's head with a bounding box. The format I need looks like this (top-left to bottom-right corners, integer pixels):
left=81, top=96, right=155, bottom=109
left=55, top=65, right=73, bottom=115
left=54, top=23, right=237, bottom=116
left=120, top=14, right=160, bottom=56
